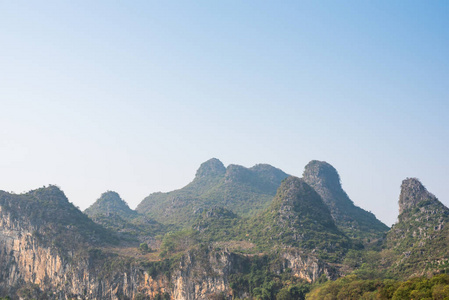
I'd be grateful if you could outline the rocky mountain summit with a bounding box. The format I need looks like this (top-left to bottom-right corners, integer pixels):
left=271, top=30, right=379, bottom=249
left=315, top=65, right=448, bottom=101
left=194, top=157, right=227, bottom=179
left=0, top=161, right=448, bottom=299
left=85, top=191, right=137, bottom=219
left=247, top=176, right=351, bottom=262
left=398, top=178, right=442, bottom=216
left=386, top=178, right=449, bottom=278
left=302, top=160, right=389, bottom=241
left=136, top=158, right=289, bottom=226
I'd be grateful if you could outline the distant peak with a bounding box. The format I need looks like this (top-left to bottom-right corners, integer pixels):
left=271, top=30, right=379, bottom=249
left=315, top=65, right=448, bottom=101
left=302, top=160, right=341, bottom=191
left=273, top=176, right=319, bottom=208
left=399, top=178, right=435, bottom=215
left=27, top=185, right=69, bottom=205
left=85, top=190, right=135, bottom=217
left=195, top=158, right=226, bottom=178
left=100, top=191, right=122, bottom=201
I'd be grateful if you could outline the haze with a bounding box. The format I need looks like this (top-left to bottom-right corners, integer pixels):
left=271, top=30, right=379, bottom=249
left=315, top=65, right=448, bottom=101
left=1, top=1, right=448, bottom=226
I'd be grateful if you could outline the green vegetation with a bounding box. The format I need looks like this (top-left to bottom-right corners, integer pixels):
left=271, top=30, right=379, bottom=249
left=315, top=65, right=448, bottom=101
left=84, top=191, right=169, bottom=241
left=385, top=179, right=449, bottom=279
left=159, top=229, right=199, bottom=257
left=307, top=273, right=449, bottom=300
left=242, top=177, right=352, bottom=261
left=0, top=186, right=118, bottom=253
left=302, top=160, right=389, bottom=243
left=2, top=163, right=449, bottom=299
left=136, top=158, right=288, bottom=227
left=228, top=255, right=311, bottom=300
left=84, top=191, right=137, bottom=219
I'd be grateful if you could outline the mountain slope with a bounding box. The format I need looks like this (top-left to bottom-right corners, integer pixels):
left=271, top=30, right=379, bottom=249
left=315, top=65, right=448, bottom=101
left=245, top=176, right=351, bottom=261
left=0, top=185, right=117, bottom=250
left=136, top=158, right=289, bottom=226
left=85, top=191, right=137, bottom=219
left=302, top=160, right=389, bottom=241
left=85, top=191, right=166, bottom=240
left=385, top=178, right=449, bottom=278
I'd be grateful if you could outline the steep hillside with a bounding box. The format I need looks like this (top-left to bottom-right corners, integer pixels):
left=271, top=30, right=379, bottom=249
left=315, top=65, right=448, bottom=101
left=302, top=160, right=389, bottom=242
left=136, top=158, right=289, bottom=226
left=385, top=178, right=449, bottom=278
left=246, top=176, right=351, bottom=262
left=85, top=191, right=166, bottom=241
left=0, top=185, right=329, bottom=299
left=85, top=191, right=137, bottom=219
left=0, top=186, right=118, bottom=250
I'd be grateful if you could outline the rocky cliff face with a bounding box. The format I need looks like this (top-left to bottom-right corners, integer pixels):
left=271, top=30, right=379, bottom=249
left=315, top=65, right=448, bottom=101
left=385, top=178, right=449, bottom=278
left=302, top=160, right=389, bottom=241
left=398, top=178, right=440, bottom=216
left=0, top=187, right=334, bottom=299
left=280, top=249, right=337, bottom=282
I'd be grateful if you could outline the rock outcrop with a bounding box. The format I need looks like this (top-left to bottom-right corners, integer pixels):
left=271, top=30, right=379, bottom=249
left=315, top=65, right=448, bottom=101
left=194, top=158, right=226, bottom=179
left=246, top=176, right=351, bottom=267
left=136, top=158, right=289, bottom=226
left=0, top=186, right=334, bottom=299
left=385, top=178, right=449, bottom=278
left=302, top=160, right=389, bottom=241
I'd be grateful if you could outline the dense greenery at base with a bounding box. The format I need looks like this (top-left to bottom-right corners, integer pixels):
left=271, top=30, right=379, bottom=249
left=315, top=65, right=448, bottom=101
left=229, top=255, right=311, bottom=300
left=307, top=273, right=449, bottom=300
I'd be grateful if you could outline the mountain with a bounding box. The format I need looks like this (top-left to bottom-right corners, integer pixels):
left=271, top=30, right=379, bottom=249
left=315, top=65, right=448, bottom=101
left=85, top=191, right=137, bottom=219
left=0, top=186, right=117, bottom=250
left=385, top=178, right=449, bottom=278
left=0, top=185, right=328, bottom=299
left=302, top=160, right=389, bottom=241
left=2, top=165, right=449, bottom=299
left=245, top=176, right=352, bottom=262
left=85, top=191, right=167, bottom=241
left=136, top=158, right=289, bottom=226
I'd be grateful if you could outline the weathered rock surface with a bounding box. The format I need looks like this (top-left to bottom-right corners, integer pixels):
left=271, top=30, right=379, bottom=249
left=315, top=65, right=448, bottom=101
left=0, top=186, right=335, bottom=299
left=302, top=160, right=389, bottom=241
left=385, top=178, right=449, bottom=278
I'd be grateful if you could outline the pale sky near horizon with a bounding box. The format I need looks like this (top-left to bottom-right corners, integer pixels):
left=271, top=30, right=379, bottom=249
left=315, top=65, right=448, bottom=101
left=1, top=1, right=448, bottom=226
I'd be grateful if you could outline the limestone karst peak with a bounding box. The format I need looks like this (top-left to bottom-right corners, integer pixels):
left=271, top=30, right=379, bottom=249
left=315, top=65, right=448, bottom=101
left=195, top=158, right=226, bottom=179
left=85, top=190, right=135, bottom=218
left=399, top=177, right=437, bottom=215
left=302, top=160, right=342, bottom=192
left=301, top=160, right=389, bottom=241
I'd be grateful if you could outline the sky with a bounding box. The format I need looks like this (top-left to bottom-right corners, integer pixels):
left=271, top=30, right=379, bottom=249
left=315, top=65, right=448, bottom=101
left=0, top=1, right=448, bottom=226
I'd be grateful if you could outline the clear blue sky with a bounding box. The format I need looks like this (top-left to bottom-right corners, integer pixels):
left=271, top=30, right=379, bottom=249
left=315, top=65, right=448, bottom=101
left=1, top=1, right=448, bottom=225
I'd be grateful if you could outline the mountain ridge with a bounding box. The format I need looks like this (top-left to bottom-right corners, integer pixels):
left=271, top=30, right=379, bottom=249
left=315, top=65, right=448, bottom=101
left=136, top=158, right=289, bottom=226
left=302, top=160, right=389, bottom=241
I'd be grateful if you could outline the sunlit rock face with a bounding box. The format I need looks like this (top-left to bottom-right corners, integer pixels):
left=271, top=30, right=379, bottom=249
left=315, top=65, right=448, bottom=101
left=385, top=178, right=449, bottom=279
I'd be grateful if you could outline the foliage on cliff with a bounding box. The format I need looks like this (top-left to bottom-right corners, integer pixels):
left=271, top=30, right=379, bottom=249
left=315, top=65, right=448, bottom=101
left=2, top=161, right=449, bottom=299
left=85, top=191, right=137, bottom=219
left=307, top=273, right=449, bottom=300
left=136, top=158, right=289, bottom=226
left=302, top=160, right=389, bottom=242
left=384, top=178, right=449, bottom=279
left=84, top=191, right=168, bottom=241
left=243, top=177, right=351, bottom=261
left=0, top=186, right=118, bottom=251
